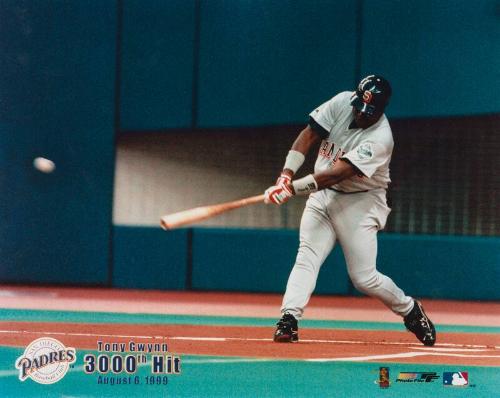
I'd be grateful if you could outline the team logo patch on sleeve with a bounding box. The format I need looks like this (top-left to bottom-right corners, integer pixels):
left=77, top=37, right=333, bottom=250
left=357, top=143, right=373, bottom=160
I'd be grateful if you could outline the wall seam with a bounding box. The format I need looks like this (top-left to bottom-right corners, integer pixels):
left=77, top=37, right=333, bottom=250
left=191, top=0, right=202, bottom=128
left=108, top=0, right=124, bottom=287
left=354, top=0, right=364, bottom=84
left=185, top=228, right=194, bottom=290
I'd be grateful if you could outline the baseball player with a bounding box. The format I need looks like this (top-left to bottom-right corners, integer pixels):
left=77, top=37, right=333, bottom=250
left=264, top=75, right=436, bottom=346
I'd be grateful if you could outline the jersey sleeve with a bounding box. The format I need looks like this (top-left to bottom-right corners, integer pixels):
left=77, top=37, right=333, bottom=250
left=308, top=116, right=329, bottom=139
left=341, top=141, right=391, bottom=178
left=308, top=92, right=349, bottom=134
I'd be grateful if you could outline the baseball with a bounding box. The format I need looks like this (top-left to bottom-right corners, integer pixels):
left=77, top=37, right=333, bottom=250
left=33, top=157, right=56, bottom=173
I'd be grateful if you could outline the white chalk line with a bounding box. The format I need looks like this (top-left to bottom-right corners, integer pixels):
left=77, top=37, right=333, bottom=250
left=169, top=336, right=500, bottom=351
left=411, top=346, right=489, bottom=352
left=0, top=330, right=166, bottom=340
left=1, top=329, right=499, bottom=350
left=308, top=352, right=500, bottom=362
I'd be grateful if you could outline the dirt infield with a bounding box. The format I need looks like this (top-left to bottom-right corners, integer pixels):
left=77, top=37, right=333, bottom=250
left=2, top=287, right=500, bottom=327
left=1, top=321, right=499, bottom=366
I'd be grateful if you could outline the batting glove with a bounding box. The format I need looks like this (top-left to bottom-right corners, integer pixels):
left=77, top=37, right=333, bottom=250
left=275, top=172, right=292, bottom=188
left=264, top=183, right=294, bottom=205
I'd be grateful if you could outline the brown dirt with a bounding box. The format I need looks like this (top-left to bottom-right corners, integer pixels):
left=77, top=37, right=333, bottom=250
left=1, top=321, right=499, bottom=366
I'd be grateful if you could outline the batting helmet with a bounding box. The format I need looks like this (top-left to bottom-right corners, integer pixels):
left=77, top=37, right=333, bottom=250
left=350, top=75, right=392, bottom=116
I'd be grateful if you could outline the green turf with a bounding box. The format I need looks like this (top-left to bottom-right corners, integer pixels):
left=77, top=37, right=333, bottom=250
left=1, top=309, right=499, bottom=397
left=0, top=308, right=499, bottom=334
left=0, top=346, right=498, bottom=398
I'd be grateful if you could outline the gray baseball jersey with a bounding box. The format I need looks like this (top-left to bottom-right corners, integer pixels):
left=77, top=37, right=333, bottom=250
left=309, top=91, right=393, bottom=192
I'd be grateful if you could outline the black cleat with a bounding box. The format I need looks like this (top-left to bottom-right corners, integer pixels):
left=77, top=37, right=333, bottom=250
left=273, top=313, right=298, bottom=343
left=404, top=300, right=436, bottom=346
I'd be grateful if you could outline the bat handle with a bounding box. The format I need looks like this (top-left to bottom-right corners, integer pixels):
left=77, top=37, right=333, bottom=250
left=237, top=194, right=266, bottom=206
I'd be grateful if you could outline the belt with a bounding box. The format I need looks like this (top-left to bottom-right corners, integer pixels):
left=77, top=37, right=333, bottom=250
left=328, top=187, right=369, bottom=194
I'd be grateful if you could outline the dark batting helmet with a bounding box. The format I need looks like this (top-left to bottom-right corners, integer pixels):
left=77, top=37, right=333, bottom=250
left=350, top=75, right=392, bottom=116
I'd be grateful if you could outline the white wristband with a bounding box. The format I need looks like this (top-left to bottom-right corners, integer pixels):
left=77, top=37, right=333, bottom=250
left=283, top=150, right=305, bottom=174
left=292, top=174, right=318, bottom=195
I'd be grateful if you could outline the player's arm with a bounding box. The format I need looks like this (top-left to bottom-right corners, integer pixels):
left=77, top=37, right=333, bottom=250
left=291, top=140, right=388, bottom=195
left=310, top=159, right=358, bottom=190
left=264, top=124, right=324, bottom=205
left=278, top=120, right=358, bottom=196
left=282, top=124, right=323, bottom=177
left=285, top=159, right=359, bottom=196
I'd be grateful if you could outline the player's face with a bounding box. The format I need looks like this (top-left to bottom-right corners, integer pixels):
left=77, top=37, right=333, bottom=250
left=352, top=107, right=382, bottom=129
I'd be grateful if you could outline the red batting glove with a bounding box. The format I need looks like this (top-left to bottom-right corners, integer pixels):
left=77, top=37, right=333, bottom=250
left=276, top=172, right=292, bottom=187
left=264, top=183, right=294, bottom=205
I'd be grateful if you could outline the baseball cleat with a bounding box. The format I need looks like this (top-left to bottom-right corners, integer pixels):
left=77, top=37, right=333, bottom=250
left=404, top=300, right=436, bottom=346
left=273, top=313, right=298, bottom=343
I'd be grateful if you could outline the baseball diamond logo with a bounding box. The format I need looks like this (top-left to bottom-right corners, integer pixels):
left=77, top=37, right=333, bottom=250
left=16, top=337, right=76, bottom=384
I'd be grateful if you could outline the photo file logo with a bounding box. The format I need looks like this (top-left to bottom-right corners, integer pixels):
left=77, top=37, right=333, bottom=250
left=396, top=372, right=440, bottom=383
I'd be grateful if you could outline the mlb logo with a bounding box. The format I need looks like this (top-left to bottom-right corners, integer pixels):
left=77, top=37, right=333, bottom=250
left=443, top=372, right=468, bottom=386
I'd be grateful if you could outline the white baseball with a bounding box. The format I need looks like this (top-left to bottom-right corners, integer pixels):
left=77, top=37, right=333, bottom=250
left=33, top=157, right=56, bottom=173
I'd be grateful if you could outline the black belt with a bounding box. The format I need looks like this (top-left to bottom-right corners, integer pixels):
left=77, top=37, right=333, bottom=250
left=328, top=187, right=368, bottom=194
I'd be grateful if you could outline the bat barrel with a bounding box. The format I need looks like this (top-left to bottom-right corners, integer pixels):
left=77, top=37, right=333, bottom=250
left=160, top=194, right=265, bottom=230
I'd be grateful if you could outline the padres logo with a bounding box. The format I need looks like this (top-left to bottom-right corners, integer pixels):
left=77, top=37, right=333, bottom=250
left=16, top=337, right=76, bottom=384
left=362, top=90, right=373, bottom=103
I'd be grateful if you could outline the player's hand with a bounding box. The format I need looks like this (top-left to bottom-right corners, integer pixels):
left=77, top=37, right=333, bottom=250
left=264, top=183, right=294, bottom=205
left=275, top=172, right=292, bottom=188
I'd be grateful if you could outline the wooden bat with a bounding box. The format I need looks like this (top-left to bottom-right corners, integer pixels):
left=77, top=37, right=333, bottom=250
left=160, top=194, right=265, bottom=230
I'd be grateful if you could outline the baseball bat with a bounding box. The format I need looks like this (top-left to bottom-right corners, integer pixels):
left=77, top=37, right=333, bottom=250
left=160, top=194, right=265, bottom=230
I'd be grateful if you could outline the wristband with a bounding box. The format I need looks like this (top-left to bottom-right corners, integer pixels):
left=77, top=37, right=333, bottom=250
left=292, top=174, right=318, bottom=195
left=283, top=150, right=305, bottom=174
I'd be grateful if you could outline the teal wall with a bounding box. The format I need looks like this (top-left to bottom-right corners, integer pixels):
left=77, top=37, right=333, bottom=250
left=376, top=234, right=500, bottom=301
left=0, top=1, right=498, bottom=298
left=196, top=1, right=357, bottom=127
left=361, top=0, right=500, bottom=117
left=191, top=228, right=350, bottom=294
left=113, top=227, right=500, bottom=301
left=0, top=1, right=116, bottom=284
left=120, top=0, right=196, bottom=130
left=113, top=227, right=188, bottom=290
left=118, top=0, right=500, bottom=129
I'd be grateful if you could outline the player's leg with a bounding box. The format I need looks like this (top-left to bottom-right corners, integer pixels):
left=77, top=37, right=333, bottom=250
left=333, top=190, right=435, bottom=345
left=281, top=191, right=337, bottom=319
left=339, top=223, right=413, bottom=315
left=281, top=191, right=337, bottom=318
left=274, top=191, right=336, bottom=342
left=332, top=190, right=413, bottom=315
